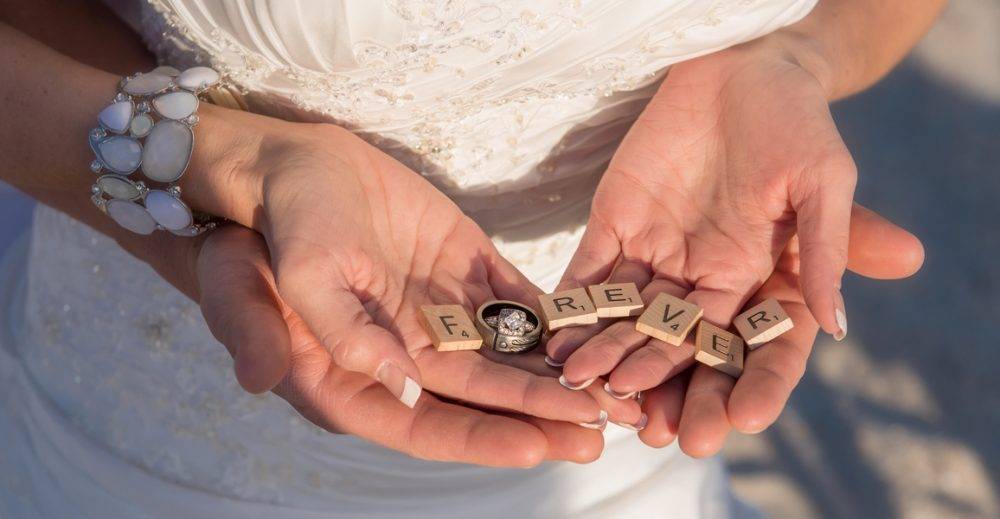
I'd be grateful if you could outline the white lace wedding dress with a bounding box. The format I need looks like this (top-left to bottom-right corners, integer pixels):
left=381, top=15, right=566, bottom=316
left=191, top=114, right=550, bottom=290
left=0, top=1, right=816, bottom=517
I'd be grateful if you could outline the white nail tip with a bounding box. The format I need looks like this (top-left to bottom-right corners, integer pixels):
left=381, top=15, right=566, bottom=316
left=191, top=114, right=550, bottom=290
left=544, top=356, right=564, bottom=368
left=616, top=414, right=648, bottom=432
left=603, top=382, right=636, bottom=400
left=579, top=410, right=608, bottom=430
left=399, top=377, right=422, bottom=409
left=834, top=309, right=848, bottom=341
left=559, top=375, right=596, bottom=391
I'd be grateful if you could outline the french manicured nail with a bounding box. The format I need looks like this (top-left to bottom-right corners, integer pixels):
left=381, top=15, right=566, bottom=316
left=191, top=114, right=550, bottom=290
left=579, top=410, right=608, bottom=430
left=615, top=413, right=648, bottom=432
left=376, top=361, right=422, bottom=408
left=603, top=381, right=636, bottom=400
left=833, top=290, right=848, bottom=341
left=559, top=375, right=596, bottom=390
left=544, top=355, right=565, bottom=368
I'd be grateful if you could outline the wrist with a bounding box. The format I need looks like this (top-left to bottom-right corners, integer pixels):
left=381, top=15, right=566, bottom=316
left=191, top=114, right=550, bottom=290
left=181, top=102, right=267, bottom=230
left=735, top=28, right=841, bottom=101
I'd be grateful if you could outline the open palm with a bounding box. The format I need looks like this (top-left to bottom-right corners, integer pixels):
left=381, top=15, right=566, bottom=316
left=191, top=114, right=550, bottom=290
left=217, top=120, right=613, bottom=424
left=548, top=41, right=858, bottom=393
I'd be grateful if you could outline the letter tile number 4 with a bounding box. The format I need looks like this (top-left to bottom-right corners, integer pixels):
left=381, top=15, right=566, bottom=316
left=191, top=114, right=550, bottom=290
left=419, top=305, right=483, bottom=351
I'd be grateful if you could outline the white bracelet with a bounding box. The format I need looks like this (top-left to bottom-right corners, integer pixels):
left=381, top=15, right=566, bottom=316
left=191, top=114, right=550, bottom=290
left=88, top=65, right=221, bottom=236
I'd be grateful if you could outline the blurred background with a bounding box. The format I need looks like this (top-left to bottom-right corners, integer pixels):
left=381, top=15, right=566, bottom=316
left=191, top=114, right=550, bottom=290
left=1, top=1, right=996, bottom=518
left=722, top=1, right=1000, bottom=517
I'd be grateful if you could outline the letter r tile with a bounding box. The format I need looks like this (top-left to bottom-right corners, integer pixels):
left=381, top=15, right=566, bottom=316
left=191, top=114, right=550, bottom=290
left=538, top=288, right=598, bottom=330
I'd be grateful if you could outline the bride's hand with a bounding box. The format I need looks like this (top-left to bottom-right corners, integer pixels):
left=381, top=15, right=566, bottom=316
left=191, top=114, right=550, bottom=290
left=546, top=34, right=867, bottom=391
left=183, top=108, right=612, bottom=424
left=636, top=206, right=923, bottom=455
left=125, top=225, right=606, bottom=466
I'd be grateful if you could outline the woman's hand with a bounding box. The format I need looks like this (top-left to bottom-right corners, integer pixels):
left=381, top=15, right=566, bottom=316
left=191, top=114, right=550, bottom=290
left=183, top=107, right=618, bottom=425
left=120, top=225, right=607, bottom=467
left=636, top=205, right=923, bottom=456
left=547, top=35, right=865, bottom=393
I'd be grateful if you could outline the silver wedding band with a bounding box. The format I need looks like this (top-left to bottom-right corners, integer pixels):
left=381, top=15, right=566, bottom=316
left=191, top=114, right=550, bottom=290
left=475, top=300, right=543, bottom=354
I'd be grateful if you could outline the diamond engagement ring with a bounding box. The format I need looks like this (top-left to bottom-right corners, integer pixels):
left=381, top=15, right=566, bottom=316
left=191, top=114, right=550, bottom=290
left=476, top=300, right=543, bottom=353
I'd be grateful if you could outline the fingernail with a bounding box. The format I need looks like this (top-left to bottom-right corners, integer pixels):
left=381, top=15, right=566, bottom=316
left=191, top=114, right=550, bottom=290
left=376, top=361, right=422, bottom=409
left=603, top=381, right=636, bottom=400
left=544, top=355, right=565, bottom=368
left=615, top=413, right=648, bottom=432
left=833, top=291, right=848, bottom=341
left=635, top=391, right=644, bottom=405
left=559, top=375, right=596, bottom=391
left=579, top=410, right=608, bottom=430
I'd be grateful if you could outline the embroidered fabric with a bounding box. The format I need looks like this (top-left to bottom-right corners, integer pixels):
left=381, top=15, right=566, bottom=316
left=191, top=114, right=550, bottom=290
left=2, top=1, right=813, bottom=516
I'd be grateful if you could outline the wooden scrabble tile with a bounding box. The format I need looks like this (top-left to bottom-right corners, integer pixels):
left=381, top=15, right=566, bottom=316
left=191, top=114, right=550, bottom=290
left=588, top=283, right=645, bottom=318
left=419, top=305, right=482, bottom=351
left=634, top=292, right=703, bottom=346
left=733, top=298, right=794, bottom=350
left=694, top=321, right=744, bottom=378
left=538, top=288, right=598, bottom=330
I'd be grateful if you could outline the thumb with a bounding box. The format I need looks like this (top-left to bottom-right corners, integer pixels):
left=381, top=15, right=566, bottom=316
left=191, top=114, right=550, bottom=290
left=197, top=226, right=292, bottom=394
left=557, top=216, right=621, bottom=291
left=847, top=203, right=925, bottom=279
left=791, top=151, right=857, bottom=341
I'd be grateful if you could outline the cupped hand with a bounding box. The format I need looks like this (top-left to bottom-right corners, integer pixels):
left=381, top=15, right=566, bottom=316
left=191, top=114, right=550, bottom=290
left=123, top=225, right=606, bottom=467
left=183, top=108, right=626, bottom=425
left=637, top=206, right=923, bottom=456
left=547, top=36, right=866, bottom=393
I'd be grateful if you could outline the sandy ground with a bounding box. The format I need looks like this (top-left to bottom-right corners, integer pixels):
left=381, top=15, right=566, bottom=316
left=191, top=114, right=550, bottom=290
left=1, top=2, right=997, bottom=518
left=722, top=2, right=1000, bottom=517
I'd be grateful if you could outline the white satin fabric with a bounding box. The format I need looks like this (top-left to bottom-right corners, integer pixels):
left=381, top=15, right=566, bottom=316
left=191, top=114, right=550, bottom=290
left=1, top=1, right=815, bottom=517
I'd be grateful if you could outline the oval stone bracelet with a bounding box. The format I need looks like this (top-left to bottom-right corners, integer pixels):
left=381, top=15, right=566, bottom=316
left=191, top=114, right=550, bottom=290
left=88, top=65, right=222, bottom=236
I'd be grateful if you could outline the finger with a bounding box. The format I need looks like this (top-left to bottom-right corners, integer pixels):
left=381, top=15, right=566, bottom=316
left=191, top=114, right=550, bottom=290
left=791, top=150, right=857, bottom=341
left=197, top=226, right=292, bottom=394
left=558, top=215, right=621, bottom=289
left=566, top=278, right=686, bottom=392
left=546, top=260, right=651, bottom=364
left=300, top=370, right=552, bottom=468
left=728, top=285, right=818, bottom=433
left=272, top=250, right=424, bottom=408
left=512, top=416, right=605, bottom=464
left=477, top=349, right=643, bottom=427
left=414, top=348, right=605, bottom=424
left=639, top=371, right=689, bottom=448
left=487, top=250, right=544, bottom=304
left=676, top=365, right=735, bottom=458
left=847, top=203, right=924, bottom=279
